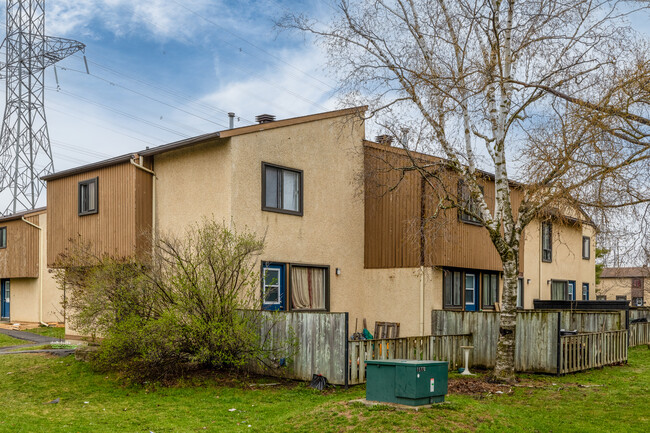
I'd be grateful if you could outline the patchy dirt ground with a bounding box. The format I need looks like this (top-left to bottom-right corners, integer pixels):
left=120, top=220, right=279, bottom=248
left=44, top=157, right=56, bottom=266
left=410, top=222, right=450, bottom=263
left=448, top=377, right=513, bottom=396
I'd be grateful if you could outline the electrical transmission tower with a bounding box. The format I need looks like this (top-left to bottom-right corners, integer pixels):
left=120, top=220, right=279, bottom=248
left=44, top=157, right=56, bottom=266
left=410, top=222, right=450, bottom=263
left=0, top=0, right=85, bottom=214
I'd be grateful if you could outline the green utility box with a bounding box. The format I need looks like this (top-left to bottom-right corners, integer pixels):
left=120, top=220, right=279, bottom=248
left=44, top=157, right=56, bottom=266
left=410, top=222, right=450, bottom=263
left=366, top=360, right=448, bottom=405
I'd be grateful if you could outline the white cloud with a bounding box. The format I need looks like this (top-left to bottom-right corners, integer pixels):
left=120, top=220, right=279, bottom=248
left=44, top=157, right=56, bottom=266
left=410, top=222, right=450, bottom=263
left=47, top=0, right=217, bottom=42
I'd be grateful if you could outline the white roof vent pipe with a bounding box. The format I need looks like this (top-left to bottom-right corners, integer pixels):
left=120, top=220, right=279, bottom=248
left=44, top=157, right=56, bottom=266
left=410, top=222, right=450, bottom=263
left=228, top=112, right=235, bottom=130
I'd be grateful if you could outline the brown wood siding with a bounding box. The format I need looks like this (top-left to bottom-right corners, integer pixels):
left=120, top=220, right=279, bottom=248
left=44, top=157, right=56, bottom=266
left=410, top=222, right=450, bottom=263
left=47, top=161, right=152, bottom=266
left=0, top=214, right=40, bottom=278
left=365, top=144, right=524, bottom=272
left=134, top=157, right=154, bottom=254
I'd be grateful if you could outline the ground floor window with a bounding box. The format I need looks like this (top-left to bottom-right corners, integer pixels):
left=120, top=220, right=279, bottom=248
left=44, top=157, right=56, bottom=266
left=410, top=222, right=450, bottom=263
left=551, top=280, right=568, bottom=300
left=482, top=273, right=499, bottom=309
left=581, top=283, right=589, bottom=300
left=444, top=268, right=501, bottom=311
left=261, top=262, right=329, bottom=312
left=596, top=295, right=607, bottom=300
left=290, top=266, right=327, bottom=311
left=616, top=295, right=627, bottom=301
left=632, top=297, right=644, bottom=307
left=443, top=270, right=462, bottom=308
left=517, top=278, right=524, bottom=308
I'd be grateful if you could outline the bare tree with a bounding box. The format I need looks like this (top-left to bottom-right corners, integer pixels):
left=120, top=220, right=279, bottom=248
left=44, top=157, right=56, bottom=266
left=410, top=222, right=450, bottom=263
left=281, top=0, right=650, bottom=382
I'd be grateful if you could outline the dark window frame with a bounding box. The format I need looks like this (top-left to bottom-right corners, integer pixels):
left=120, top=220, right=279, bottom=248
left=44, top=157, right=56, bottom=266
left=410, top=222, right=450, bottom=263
left=78, top=177, right=99, bottom=216
left=541, top=221, right=552, bottom=262
left=288, top=263, right=330, bottom=312
left=481, top=272, right=500, bottom=309
left=458, top=180, right=484, bottom=225
left=582, top=236, right=591, bottom=260
left=261, top=162, right=303, bottom=216
left=517, top=277, right=524, bottom=309
left=0, top=226, right=6, bottom=249
left=443, top=269, right=464, bottom=309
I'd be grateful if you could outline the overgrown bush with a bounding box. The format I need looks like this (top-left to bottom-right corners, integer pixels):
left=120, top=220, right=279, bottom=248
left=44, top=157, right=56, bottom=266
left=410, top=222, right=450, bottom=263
left=55, top=220, right=294, bottom=381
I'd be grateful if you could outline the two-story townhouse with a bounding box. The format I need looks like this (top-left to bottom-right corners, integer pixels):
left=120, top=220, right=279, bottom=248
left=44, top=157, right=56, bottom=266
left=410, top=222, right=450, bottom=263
left=0, top=207, right=59, bottom=323
left=43, top=106, right=596, bottom=338
left=596, top=267, right=649, bottom=306
left=364, top=140, right=596, bottom=318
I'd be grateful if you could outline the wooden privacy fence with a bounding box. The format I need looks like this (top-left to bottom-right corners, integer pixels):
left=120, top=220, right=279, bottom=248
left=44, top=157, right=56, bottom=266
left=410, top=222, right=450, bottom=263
left=559, top=330, right=628, bottom=374
left=348, top=334, right=472, bottom=385
left=245, top=310, right=349, bottom=385
left=431, top=310, right=628, bottom=374
left=629, top=322, right=650, bottom=347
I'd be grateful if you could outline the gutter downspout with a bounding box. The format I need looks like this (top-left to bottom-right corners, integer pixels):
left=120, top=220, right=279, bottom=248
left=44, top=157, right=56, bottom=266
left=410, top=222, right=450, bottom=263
left=420, top=266, right=425, bottom=336
left=22, top=216, right=47, bottom=326
left=130, top=157, right=157, bottom=245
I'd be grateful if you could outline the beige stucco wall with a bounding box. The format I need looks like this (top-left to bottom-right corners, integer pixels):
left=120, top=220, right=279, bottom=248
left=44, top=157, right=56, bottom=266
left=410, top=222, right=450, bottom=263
left=154, top=139, right=232, bottom=238
left=152, top=115, right=441, bottom=336
left=596, top=277, right=649, bottom=305
left=9, top=213, right=61, bottom=323
left=521, top=219, right=596, bottom=307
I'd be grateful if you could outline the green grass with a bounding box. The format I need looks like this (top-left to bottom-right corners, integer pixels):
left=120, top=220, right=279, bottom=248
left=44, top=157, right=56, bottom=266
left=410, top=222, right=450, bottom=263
left=24, top=326, right=65, bottom=340
left=0, top=333, right=26, bottom=348
left=9, top=343, right=77, bottom=352
left=0, top=348, right=649, bottom=432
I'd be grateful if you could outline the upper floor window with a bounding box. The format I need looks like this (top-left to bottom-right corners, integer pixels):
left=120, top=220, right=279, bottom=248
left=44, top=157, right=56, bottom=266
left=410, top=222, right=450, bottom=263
left=458, top=180, right=483, bottom=224
left=541, top=221, right=552, bottom=262
left=78, top=177, right=98, bottom=216
left=582, top=236, right=591, bottom=260
left=262, top=163, right=302, bottom=216
left=0, top=226, right=6, bottom=248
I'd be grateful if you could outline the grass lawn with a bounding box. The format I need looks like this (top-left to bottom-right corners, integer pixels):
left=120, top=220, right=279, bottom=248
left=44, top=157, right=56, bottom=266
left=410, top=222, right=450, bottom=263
left=0, top=347, right=648, bottom=432
left=24, top=326, right=65, bottom=340
left=0, top=333, right=26, bottom=348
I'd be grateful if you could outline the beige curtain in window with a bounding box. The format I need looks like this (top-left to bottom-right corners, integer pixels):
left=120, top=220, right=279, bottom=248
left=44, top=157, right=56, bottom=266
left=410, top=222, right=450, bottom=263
left=291, top=267, right=325, bottom=310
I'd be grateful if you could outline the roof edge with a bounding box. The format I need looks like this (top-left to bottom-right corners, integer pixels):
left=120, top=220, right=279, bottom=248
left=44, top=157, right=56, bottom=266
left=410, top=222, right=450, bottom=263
left=41, top=153, right=135, bottom=182
left=0, top=206, right=47, bottom=223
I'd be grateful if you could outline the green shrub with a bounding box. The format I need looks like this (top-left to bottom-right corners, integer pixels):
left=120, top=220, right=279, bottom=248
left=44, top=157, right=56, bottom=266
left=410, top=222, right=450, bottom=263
left=56, top=220, right=295, bottom=381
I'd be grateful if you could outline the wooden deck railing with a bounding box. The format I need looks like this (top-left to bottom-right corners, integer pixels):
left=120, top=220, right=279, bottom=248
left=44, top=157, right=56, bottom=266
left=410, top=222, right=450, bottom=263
left=559, top=330, right=628, bottom=374
left=348, top=334, right=472, bottom=384
left=629, top=322, right=650, bottom=347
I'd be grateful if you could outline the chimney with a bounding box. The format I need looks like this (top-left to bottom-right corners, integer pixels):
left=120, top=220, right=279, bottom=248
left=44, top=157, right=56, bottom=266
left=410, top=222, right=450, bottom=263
left=256, top=114, right=276, bottom=124
left=228, top=112, right=235, bottom=130
left=375, top=134, right=393, bottom=145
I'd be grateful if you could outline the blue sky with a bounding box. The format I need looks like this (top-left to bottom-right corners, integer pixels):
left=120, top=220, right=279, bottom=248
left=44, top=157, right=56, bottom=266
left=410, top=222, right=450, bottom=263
left=1, top=0, right=649, bottom=178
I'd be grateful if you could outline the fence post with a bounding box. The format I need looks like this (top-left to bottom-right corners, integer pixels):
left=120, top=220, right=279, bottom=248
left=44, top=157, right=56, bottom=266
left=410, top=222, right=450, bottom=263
left=556, top=312, right=561, bottom=375
left=344, top=312, right=349, bottom=389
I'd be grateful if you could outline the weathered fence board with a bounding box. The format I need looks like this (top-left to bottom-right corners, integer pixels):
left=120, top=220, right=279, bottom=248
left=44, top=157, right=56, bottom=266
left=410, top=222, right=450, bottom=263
left=559, top=330, right=628, bottom=374
left=247, top=311, right=348, bottom=385
left=431, top=310, right=627, bottom=373
left=347, top=334, right=472, bottom=384
left=630, top=322, right=650, bottom=347
left=630, top=308, right=650, bottom=321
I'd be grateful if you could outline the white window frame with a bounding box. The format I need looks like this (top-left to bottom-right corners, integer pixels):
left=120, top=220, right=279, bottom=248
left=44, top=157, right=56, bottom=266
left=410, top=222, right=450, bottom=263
left=262, top=267, right=282, bottom=305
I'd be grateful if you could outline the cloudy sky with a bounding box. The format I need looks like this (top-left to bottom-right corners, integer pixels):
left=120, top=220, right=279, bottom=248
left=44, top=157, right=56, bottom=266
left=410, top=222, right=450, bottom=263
left=0, top=1, right=648, bottom=205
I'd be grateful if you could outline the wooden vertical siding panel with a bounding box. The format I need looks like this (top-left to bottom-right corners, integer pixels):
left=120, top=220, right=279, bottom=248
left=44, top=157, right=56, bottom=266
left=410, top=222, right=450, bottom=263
left=0, top=212, right=41, bottom=278
left=364, top=143, right=525, bottom=271
left=134, top=157, right=154, bottom=254
left=47, top=162, right=141, bottom=266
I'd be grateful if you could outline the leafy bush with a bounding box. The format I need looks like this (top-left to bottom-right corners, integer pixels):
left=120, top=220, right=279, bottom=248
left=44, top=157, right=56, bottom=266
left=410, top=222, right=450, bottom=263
left=55, top=220, right=295, bottom=381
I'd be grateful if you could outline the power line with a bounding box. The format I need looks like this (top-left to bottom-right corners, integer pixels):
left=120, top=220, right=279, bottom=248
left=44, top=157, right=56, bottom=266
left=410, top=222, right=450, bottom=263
left=168, top=0, right=337, bottom=93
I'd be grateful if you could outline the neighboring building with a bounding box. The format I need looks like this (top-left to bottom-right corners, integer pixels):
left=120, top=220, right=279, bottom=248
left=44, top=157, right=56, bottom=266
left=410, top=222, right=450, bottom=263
left=597, top=267, right=650, bottom=306
left=0, top=207, right=60, bottom=323
left=42, top=106, right=596, bottom=338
